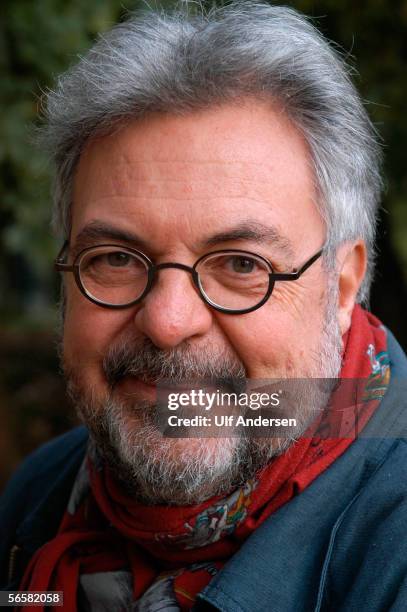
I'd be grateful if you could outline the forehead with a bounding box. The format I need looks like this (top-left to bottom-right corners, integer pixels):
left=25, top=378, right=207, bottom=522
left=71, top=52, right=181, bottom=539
left=71, top=99, right=323, bottom=256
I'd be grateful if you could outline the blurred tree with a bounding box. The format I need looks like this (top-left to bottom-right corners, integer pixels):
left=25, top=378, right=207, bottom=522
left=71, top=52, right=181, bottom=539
left=0, top=0, right=131, bottom=323
left=290, top=0, right=407, bottom=340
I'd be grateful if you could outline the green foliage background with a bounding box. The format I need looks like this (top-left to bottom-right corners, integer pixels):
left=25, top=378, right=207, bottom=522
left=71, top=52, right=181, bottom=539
left=0, top=0, right=406, bottom=486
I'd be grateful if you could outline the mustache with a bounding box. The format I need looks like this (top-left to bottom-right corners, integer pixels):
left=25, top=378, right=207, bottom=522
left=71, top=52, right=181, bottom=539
left=103, top=337, right=247, bottom=389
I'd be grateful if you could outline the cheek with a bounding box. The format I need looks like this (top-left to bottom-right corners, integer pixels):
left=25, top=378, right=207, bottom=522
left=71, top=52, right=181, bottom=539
left=215, top=309, right=294, bottom=376
left=215, top=294, right=326, bottom=377
left=63, top=283, right=130, bottom=384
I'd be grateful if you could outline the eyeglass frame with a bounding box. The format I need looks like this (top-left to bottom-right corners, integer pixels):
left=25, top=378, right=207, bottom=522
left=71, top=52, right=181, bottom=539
left=54, top=240, right=324, bottom=315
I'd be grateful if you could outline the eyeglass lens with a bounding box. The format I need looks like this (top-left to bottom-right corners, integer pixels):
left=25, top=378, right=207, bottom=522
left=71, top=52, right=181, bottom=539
left=196, top=251, right=270, bottom=310
left=79, top=247, right=149, bottom=305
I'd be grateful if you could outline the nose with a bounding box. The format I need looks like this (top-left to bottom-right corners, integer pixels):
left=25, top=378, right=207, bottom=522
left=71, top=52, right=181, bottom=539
left=133, top=265, right=213, bottom=349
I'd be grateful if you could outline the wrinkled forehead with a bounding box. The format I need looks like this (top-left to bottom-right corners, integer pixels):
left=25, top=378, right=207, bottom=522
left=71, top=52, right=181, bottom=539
left=71, top=100, right=324, bottom=258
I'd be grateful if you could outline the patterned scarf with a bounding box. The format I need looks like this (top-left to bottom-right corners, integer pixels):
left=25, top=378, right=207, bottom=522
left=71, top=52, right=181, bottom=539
left=18, top=305, right=390, bottom=611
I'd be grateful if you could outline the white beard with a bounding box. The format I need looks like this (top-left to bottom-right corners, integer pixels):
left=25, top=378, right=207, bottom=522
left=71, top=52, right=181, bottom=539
left=65, top=284, right=343, bottom=506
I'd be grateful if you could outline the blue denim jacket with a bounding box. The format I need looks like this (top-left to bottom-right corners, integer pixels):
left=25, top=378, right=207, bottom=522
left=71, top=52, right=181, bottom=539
left=1, top=330, right=407, bottom=611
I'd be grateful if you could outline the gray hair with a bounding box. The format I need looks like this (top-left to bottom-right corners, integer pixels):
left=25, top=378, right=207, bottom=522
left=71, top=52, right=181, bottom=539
left=41, top=0, right=382, bottom=303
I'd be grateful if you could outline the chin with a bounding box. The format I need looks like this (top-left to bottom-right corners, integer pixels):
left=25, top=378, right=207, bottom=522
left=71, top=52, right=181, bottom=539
left=104, top=416, right=245, bottom=505
left=121, top=407, right=239, bottom=466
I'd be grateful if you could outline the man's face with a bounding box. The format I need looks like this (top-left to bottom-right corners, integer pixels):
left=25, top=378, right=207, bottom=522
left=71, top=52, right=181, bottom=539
left=63, top=100, right=342, bottom=504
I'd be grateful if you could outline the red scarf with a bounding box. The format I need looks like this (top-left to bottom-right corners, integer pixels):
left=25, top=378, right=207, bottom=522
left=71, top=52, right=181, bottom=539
left=18, top=305, right=390, bottom=610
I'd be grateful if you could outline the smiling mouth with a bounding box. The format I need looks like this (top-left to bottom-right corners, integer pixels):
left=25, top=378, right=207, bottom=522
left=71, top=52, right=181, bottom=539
left=113, top=375, right=158, bottom=400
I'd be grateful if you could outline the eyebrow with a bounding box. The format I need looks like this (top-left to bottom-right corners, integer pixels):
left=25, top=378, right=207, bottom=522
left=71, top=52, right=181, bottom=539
left=200, top=221, right=294, bottom=258
left=72, top=221, right=150, bottom=255
left=71, top=219, right=294, bottom=259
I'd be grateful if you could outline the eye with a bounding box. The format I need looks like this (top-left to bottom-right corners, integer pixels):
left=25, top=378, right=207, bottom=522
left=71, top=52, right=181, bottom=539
left=228, top=256, right=257, bottom=274
left=106, top=251, right=131, bottom=267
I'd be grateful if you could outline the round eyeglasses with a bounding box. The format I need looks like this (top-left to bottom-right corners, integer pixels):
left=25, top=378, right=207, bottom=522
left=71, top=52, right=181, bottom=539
left=55, top=243, right=323, bottom=315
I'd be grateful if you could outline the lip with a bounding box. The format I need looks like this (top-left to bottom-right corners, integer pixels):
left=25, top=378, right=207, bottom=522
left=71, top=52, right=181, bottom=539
left=115, top=376, right=157, bottom=400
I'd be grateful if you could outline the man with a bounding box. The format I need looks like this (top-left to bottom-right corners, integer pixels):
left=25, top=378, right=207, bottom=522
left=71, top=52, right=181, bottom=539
left=1, top=2, right=406, bottom=610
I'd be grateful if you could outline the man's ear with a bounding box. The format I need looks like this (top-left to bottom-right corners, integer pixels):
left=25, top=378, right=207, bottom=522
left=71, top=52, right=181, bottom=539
left=336, top=241, right=367, bottom=335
